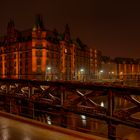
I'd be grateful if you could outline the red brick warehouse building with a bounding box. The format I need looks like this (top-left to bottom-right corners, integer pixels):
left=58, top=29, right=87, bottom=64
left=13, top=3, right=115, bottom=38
left=0, top=15, right=101, bottom=81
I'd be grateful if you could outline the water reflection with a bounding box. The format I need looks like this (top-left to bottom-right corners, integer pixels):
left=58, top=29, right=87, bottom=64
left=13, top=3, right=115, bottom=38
left=81, top=115, right=86, bottom=126
left=23, top=135, right=31, bottom=140
left=2, top=128, right=9, bottom=140
left=47, top=116, right=52, bottom=125
left=0, top=116, right=96, bottom=140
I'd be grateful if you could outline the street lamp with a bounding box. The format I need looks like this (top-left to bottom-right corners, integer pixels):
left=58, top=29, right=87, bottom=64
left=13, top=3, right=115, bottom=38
left=47, top=67, right=51, bottom=70
left=80, top=69, right=84, bottom=72
left=100, top=101, right=104, bottom=107
left=46, top=67, right=51, bottom=80
left=120, top=71, right=123, bottom=80
left=80, top=68, right=84, bottom=81
left=99, top=70, right=104, bottom=80
left=100, top=70, right=103, bottom=73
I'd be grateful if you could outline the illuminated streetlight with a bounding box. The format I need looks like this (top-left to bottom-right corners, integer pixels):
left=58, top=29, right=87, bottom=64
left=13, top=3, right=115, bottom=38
left=47, top=67, right=51, bottom=70
left=100, top=70, right=103, bottom=73
left=99, top=70, right=104, bottom=80
left=80, top=68, right=84, bottom=81
left=81, top=115, right=86, bottom=120
left=46, top=67, right=52, bottom=80
left=100, top=101, right=104, bottom=107
left=80, top=68, right=84, bottom=72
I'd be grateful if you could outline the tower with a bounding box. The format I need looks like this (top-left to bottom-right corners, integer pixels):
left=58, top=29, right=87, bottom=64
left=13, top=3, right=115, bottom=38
left=33, top=14, right=45, bottom=31
left=64, top=24, right=71, bottom=41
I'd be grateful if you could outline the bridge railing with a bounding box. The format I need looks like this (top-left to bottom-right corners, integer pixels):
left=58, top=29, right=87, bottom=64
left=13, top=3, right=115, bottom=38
left=0, top=78, right=140, bottom=140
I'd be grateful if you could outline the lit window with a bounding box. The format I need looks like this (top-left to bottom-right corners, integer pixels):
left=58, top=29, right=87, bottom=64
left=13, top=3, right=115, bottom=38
left=65, top=49, right=67, bottom=53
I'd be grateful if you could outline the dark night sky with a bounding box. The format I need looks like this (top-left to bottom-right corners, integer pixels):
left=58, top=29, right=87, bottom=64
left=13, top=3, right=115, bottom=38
left=0, top=0, right=140, bottom=58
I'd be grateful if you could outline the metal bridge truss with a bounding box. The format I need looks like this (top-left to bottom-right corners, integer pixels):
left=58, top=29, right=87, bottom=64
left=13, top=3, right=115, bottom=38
left=0, top=79, right=140, bottom=139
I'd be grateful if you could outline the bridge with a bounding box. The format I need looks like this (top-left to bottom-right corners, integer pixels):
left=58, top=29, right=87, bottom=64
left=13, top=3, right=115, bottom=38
left=0, top=78, right=140, bottom=139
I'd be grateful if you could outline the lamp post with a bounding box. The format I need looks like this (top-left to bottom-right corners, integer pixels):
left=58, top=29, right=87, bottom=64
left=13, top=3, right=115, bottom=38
left=46, top=67, right=51, bottom=81
left=80, top=68, right=84, bottom=82
left=99, top=70, right=103, bottom=80
left=120, top=71, right=123, bottom=80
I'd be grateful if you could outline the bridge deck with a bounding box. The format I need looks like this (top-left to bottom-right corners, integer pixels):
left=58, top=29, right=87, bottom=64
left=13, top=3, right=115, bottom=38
left=0, top=111, right=107, bottom=140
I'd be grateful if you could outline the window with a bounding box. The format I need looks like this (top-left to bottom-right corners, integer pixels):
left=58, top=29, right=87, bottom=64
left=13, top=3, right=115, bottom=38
left=13, top=69, right=16, bottom=75
left=47, top=45, right=49, bottom=50
left=36, top=46, right=42, bottom=49
left=14, top=48, right=16, bottom=52
left=20, top=61, right=22, bottom=66
left=37, top=66, right=41, bottom=73
left=51, top=53, right=54, bottom=58
left=65, top=49, right=67, bottom=53
left=25, top=66, right=28, bottom=74
left=47, top=52, right=50, bottom=57
left=20, top=53, right=22, bottom=58
left=46, top=59, right=49, bottom=65
left=36, top=50, right=42, bottom=57
left=14, top=54, right=16, bottom=59
left=25, top=52, right=28, bottom=57
left=37, top=58, right=41, bottom=65
left=20, top=68, right=22, bottom=74
left=25, top=59, right=28, bottom=65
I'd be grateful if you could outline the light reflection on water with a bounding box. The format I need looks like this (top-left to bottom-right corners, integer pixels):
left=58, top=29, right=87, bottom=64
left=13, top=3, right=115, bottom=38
left=23, top=135, right=31, bottom=140
left=47, top=116, right=52, bottom=125
left=81, top=115, right=87, bottom=126
left=2, top=128, right=9, bottom=140
left=82, top=119, right=86, bottom=126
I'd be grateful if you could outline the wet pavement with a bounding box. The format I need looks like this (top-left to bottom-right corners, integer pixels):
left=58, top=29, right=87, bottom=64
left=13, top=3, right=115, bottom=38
left=0, top=116, right=106, bottom=140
